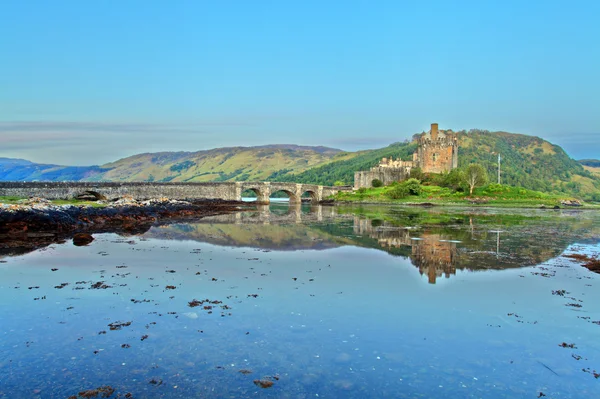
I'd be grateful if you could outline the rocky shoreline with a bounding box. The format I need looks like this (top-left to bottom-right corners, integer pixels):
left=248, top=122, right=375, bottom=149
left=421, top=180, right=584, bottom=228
left=0, top=197, right=251, bottom=257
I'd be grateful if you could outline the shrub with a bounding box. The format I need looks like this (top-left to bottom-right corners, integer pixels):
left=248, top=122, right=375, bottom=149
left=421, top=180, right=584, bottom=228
left=386, top=185, right=409, bottom=199
left=404, top=178, right=423, bottom=196
left=409, top=167, right=424, bottom=181
left=371, top=179, right=383, bottom=188
left=357, top=187, right=367, bottom=194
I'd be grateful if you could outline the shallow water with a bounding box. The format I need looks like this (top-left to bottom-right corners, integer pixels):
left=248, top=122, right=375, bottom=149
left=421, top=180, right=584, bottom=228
left=1, top=204, right=599, bottom=398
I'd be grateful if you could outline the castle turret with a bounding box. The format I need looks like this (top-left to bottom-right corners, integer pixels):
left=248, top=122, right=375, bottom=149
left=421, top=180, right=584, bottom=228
left=430, top=123, right=439, bottom=140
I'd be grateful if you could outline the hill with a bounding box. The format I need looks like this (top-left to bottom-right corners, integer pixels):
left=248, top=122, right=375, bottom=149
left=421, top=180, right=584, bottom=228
left=579, top=159, right=600, bottom=179
left=0, top=158, right=106, bottom=181
left=579, top=159, right=600, bottom=167
left=96, top=145, right=352, bottom=182
left=0, top=145, right=353, bottom=183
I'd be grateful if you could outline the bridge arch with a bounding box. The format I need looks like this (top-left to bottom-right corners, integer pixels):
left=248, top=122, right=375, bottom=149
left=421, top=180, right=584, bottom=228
left=270, top=189, right=300, bottom=204
left=301, top=189, right=319, bottom=203
left=240, top=187, right=269, bottom=203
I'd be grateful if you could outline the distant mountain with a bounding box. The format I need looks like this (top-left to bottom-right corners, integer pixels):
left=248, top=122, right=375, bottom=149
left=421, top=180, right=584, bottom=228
left=0, top=158, right=106, bottom=181
left=0, top=145, right=351, bottom=183
left=579, top=159, right=600, bottom=167
left=0, top=157, right=33, bottom=166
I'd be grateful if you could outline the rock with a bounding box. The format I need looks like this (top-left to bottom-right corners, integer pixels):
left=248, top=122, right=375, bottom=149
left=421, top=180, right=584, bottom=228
left=466, top=197, right=489, bottom=204
left=75, top=191, right=107, bottom=201
left=73, top=233, right=94, bottom=246
left=112, top=195, right=140, bottom=206
left=561, top=199, right=582, bottom=207
left=253, top=379, right=274, bottom=388
left=319, top=199, right=335, bottom=205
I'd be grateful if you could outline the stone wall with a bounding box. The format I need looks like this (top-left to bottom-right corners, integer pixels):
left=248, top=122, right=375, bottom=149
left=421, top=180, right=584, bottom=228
left=354, top=167, right=410, bottom=189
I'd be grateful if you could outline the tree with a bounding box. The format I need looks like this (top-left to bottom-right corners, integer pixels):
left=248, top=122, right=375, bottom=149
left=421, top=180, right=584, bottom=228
left=371, top=179, right=383, bottom=187
left=464, top=164, right=488, bottom=195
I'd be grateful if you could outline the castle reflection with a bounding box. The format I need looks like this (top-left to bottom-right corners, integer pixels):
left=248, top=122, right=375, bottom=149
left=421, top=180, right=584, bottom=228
left=354, top=217, right=457, bottom=284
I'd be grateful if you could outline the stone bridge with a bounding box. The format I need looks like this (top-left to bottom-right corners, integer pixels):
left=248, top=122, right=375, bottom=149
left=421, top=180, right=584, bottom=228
left=0, top=182, right=352, bottom=204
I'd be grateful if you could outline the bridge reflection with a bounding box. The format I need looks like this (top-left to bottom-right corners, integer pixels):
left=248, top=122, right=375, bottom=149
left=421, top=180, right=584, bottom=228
left=204, top=203, right=339, bottom=225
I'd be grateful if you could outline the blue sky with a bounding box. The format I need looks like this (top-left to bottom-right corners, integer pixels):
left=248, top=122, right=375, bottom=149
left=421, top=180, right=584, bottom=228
left=1, top=0, right=598, bottom=165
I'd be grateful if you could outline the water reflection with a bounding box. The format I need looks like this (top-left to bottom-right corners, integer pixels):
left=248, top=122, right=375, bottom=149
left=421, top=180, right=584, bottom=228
left=145, top=204, right=600, bottom=283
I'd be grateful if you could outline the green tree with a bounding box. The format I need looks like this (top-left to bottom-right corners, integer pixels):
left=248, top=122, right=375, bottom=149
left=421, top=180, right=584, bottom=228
left=371, top=179, right=383, bottom=187
left=464, top=164, right=488, bottom=195
left=333, top=180, right=346, bottom=186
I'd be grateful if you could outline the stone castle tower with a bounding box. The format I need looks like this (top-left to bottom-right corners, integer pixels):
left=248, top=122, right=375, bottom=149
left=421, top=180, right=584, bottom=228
left=413, top=123, right=458, bottom=173
left=354, top=123, right=459, bottom=189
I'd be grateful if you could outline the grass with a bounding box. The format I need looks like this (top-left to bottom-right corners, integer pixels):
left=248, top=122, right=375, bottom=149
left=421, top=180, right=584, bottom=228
left=332, top=183, right=600, bottom=209
left=0, top=196, right=106, bottom=208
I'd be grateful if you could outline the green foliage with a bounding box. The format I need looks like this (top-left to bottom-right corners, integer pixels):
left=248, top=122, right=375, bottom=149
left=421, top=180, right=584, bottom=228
left=371, top=179, right=383, bottom=188
left=214, top=168, right=244, bottom=182
left=386, top=185, right=409, bottom=199
left=409, top=167, right=423, bottom=180
left=404, top=178, right=423, bottom=195
left=333, top=180, right=346, bottom=186
left=357, top=187, right=367, bottom=194
left=169, top=160, right=196, bottom=173
left=430, top=169, right=465, bottom=191
left=267, top=168, right=293, bottom=181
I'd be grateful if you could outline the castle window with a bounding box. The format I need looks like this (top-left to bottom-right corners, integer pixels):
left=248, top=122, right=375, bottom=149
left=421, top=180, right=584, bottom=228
left=432, top=153, right=438, bottom=162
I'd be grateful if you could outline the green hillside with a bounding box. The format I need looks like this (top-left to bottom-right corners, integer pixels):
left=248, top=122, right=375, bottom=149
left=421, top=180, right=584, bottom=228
left=458, top=130, right=598, bottom=197
left=93, top=145, right=356, bottom=182
left=278, top=142, right=417, bottom=185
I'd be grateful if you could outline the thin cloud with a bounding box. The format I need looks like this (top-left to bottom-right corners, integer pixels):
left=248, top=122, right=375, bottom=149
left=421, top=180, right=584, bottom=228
left=0, top=120, right=253, bottom=134
left=325, top=136, right=406, bottom=149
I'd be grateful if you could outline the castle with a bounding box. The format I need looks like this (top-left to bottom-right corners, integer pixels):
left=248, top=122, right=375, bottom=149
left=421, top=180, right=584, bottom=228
left=354, top=123, right=458, bottom=189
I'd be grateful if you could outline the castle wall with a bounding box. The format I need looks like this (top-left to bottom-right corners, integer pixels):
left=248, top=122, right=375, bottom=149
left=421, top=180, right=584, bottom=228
left=354, top=167, right=410, bottom=189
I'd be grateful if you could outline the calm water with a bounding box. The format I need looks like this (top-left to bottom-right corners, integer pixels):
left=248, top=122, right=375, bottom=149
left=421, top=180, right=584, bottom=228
left=1, top=204, right=599, bottom=398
